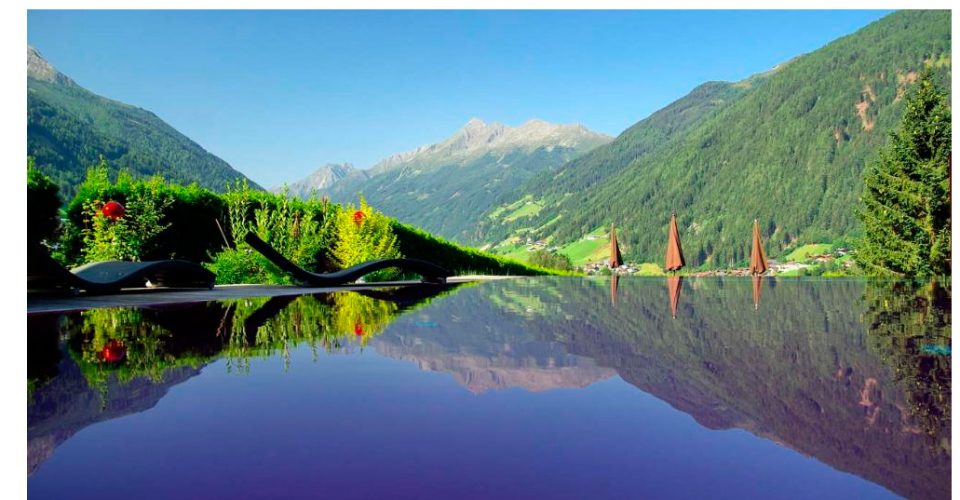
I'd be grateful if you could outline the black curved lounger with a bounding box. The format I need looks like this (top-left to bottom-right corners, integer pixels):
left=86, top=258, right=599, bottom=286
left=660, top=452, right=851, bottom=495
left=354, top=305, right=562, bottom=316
left=28, top=243, right=216, bottom=294
left=243, top=233, right=450, bottom=286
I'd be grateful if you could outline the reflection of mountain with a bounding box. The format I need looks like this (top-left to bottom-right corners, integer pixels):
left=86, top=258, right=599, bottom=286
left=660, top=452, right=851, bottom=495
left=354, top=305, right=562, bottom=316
left=27, top=346, right=201, bottom=475
left=26, top=279, right=949, bottom=498
left=475, top=277, right=950, bottom=500
left=371, top=289, right=614, bottom=393
left=375, top=342, right=614, bottom=394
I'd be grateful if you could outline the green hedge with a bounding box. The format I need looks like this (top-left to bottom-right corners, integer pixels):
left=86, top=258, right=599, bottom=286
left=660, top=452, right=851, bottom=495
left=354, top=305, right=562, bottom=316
left=27, top=160, right=62, bottom=246
left=31, top=161, right=567, bottom=278
left=391, top=221, right=569, bottom=276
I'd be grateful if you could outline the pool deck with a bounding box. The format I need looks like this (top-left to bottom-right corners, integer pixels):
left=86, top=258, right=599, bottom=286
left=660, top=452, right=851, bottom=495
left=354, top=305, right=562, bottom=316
left=27, top=276, right=513, bottom=314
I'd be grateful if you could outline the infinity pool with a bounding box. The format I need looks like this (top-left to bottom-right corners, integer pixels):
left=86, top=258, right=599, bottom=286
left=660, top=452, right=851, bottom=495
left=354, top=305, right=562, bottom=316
left=27, top=278, right=951, bottom=499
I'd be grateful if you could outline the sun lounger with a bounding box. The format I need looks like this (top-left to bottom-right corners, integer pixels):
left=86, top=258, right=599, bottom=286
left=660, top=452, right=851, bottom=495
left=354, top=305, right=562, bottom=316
left=28, top=242, right=216, bottom=293
left=243, top=232, right=450, bottom=286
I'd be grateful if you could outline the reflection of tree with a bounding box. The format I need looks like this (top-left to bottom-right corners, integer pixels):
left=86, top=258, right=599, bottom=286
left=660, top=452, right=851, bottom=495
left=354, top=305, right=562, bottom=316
left=221, top=293, right=399, bottom=371
left=863, top=280, right=951, bottom=449
left=73, top=308, right=177, bottom=399
left=27, top=314, right=68, bottom=400
left=65, top=285, right=458, bottom=385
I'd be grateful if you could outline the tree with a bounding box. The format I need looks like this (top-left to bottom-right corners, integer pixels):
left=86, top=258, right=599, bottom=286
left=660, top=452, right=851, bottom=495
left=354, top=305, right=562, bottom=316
left=528, top=249, right=573, bottom=271
left=855, top=70, right=951, bottom=278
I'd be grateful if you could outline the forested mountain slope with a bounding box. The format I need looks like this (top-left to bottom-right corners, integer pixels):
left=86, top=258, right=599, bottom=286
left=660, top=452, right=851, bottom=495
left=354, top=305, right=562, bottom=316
left=482, top=11, right=951, bottom=267
left=27, top=47, right=259, bottom=198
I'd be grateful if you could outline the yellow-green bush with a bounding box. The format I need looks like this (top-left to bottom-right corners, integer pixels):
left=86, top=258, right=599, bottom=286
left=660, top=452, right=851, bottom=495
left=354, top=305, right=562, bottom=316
left=331, top=196, right=401, bottom=281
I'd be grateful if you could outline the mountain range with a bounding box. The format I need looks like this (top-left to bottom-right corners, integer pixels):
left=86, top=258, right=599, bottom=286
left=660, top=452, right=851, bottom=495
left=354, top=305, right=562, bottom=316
left=278, top=11, right=951, bottom=268
left=282, top=118, right=611, bottom=242
left=27, top=10, right=952, bottom=270
left=27, top=46, right=259, bottom=198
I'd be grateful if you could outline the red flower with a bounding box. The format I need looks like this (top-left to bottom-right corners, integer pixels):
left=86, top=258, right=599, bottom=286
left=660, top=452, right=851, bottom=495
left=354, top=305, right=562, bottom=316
left=353, top=210, right=365, bottom=225
left=100, top=340, right=126, bottom=363
left=354, top=323, right=364, bottom=336
left=102, top=201, right=126, bottom=220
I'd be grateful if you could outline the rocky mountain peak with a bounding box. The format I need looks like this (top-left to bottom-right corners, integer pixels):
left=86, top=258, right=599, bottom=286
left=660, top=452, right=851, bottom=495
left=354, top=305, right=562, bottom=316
left=366, top=118, right=611, bottom=174
left=27, top=46, right=74, bottom=86
left=278, top=162, right=365, bottom=198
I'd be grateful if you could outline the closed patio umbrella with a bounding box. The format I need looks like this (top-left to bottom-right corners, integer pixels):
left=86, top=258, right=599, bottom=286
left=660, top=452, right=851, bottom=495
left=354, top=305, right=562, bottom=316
left=665, top=213, right=685, bottom=272
left=668, top=275, right=683, bottom=319
left=749, top=219, right=768, bottom=275
left=610, top=224, right=622, bottom=269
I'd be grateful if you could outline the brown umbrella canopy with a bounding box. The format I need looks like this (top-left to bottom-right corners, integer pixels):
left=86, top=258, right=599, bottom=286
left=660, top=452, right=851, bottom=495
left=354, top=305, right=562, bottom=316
left=610, top=224, right=622, bottom=269
left=664, top=213, right=685, bottom=272
left=667, top=275, right=683, bottom=319
left=749, top=219, right=768, bottom=275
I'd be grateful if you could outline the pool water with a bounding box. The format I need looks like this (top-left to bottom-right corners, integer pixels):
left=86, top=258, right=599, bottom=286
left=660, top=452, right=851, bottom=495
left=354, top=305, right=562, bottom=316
left=27, top=278, right=951, bottom=499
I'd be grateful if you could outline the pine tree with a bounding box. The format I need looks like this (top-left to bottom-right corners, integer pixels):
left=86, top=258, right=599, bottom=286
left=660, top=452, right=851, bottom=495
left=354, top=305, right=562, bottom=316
left=856, top=70, right=951, bottom=278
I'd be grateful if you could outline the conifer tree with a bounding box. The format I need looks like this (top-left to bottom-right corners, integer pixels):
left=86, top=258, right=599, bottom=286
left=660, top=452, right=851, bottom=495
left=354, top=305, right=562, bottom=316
left=856, top=70, right=951, bottom=278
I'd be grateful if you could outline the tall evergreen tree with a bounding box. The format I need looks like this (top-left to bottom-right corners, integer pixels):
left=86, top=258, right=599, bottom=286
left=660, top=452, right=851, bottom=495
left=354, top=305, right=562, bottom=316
left=856, top=70, right=951, bottom=278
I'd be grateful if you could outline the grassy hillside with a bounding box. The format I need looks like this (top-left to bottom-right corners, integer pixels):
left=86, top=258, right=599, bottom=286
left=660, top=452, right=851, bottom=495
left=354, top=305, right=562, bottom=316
left=27, top=49, right=259, bottom=198
left=480, top=11, right=951, bottom=268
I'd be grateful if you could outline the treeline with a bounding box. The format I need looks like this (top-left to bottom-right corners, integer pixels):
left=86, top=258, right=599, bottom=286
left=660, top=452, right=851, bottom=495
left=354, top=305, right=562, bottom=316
left=27, top=159, right=563, bottom=282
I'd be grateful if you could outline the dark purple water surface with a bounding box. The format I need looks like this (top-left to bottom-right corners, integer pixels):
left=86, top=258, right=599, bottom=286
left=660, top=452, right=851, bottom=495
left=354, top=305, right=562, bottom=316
left=27, top=278, right=950, bottom=499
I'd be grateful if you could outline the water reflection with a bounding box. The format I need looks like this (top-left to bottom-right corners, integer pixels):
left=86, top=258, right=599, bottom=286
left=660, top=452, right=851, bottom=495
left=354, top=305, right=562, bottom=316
left=862, top=281, right=951, bottom=448
left=753, top=275, right=763, bottom=310
left=27, top=278, right=950, bottom=499
left=667, top=275, right=683, bottom=318
left=27, top=284, right=461, bottom=475
left=374, top=277, right=950, bottom=499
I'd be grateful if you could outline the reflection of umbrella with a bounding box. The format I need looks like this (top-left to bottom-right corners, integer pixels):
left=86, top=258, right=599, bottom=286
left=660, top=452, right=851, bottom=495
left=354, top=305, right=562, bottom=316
left=610, top=224, right=622, bottom=269
left=610, top=274, right=619, bottom=307
left=749, top=219, right=768, bottom=275
left=752, top=274, right=763, bottom=311
left=668, top=275, right=683, bottom=319
left=665, top=213, right=685, bottom=272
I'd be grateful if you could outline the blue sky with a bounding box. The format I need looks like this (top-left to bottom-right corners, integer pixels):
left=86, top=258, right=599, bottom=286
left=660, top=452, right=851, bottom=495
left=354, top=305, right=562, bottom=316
left=27, top=10, right=891, bottom=187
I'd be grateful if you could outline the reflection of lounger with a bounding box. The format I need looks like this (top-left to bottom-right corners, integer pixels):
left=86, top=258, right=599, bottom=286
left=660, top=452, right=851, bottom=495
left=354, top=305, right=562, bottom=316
left=28, top=243, right=216, bottom=293
left=244, top=233, right=450, bottom=286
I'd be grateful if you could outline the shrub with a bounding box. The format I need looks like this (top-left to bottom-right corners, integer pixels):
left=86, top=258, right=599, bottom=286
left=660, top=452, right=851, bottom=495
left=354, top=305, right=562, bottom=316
left=331, top=196, right=401, bottom=281
left=61, top=160, right=229, bottom=265
left=204, top=247, right=279, bottom=285
left=80, top=179, right=172, bottom=262
left=527, top=249, right=574, bottom=271
left=210, top=182, right=339, bottom=284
